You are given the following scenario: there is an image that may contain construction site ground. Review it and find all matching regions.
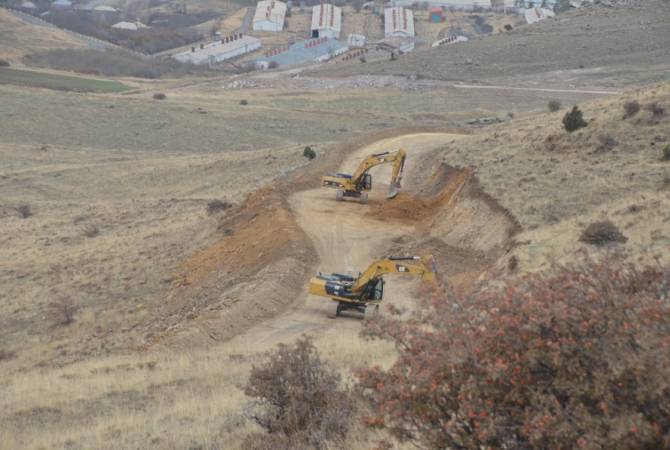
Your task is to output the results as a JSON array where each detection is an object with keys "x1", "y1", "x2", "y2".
[{"x1": 2, "y1": 2, "x2": 670, "y2": 448}]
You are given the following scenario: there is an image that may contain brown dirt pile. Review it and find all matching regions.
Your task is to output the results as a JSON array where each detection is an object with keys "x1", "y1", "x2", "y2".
[{"x1": 367, "y1": 164, "x2": 472, "y2": 224}]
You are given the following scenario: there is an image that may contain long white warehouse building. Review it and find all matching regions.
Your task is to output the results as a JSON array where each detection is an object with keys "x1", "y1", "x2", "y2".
[{"x1": 173, "y1": 35, "x2": 261, "y2": 65}]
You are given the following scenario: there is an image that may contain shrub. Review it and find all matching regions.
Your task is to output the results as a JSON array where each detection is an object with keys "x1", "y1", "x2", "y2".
[
  {"x1": 562, "y1": 106, "x2": 587, "y2": 132},
  {"x1": 0, "y1": 349, "x2": 16, "y2": 362},
  {"x1": 82, "y1": 224, "x2": 99, "y2": 238},
  {"x1": 268, "y1": 60, "x2": 279, "y2": 69},
  {"x1": 206, "y1": 199, "x2": 232, "y2": 216},
  {"x1": 645, "y1": 102, "x2": 666, "y2": 118},
  {"x1": 244, "y1": 336, "x2": 354, "y2": 449},
  {"x1": 49, "y1": 298, "x2": 77, "y2": 327},
  {"x1": 0, "y1": 59, "x2": 10, "y2": 67},
  {"x1": 596, "y1": 133, "x2": 618, "y2": 152},
  {"x1": 16, "y1": 204, "x2": 32, "y2": 218},
  {"x1": 662, "y1": 145, "x2": 670, "y2": 162},
  {"x1": 153, "y1": 92, "x2": 167, "y2": 100},
  {"x1": 240, "y1": 99, "x2": 249, "y2": 105},
  {"x1": 303, "y1": 146, "x2": 316, "y2": 160},
  {"x1": 357, "y1": 256, "x2": 670, "y2": 450},
  {"x1": 359, "y1": 55, "x2": 367, "y2": 63},
  {"x1": 623, "y1": 100, "x2": 640, "y2": 119},
  {"x1": 579, "y1": 219, "x2": 627, "y2": 246},
  {"x1": 504, "y1": 24, "x2": 513, "y2": 31},
  {"x1": 547, "y1": 99, "x2": 561, "y2": 112}
]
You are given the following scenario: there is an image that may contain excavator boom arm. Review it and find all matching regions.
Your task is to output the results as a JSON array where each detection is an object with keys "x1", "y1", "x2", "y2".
[
  {"x1": 352, "y1": 255, "x2": 435, "y2": 291},
  {"x1": 350, "y1": 149, "x2": 406, "y2": 187}
]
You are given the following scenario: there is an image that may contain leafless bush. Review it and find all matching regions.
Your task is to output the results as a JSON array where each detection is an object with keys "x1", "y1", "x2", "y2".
[
  {"x1": 0, "y1": 349, "x2": 16, "y2": 362},
  {"x1": 507, "y1": 255, "x2": 519, "y2": 273},
  {"x1": 579, "y1": 220, "x2": 627, "y2": 246},
  {"x1": 596, "y1": 134, "x2": 618, "y2": 152},
  {"x1": 153, "y1": 92, "x2": 167, "y2": 100},
  {"x1": 49, "y1": 298, "x2": 77, "y2": 327},
  {"x1": 358, "y1": 256, "x2": 670, "y2": 449},
  {"x1": 547, "y1": 99, "x2": 561, "y2": 112},
  {"x1": 623, "y1": 100, "x2": 640, "y2": 119},
  {"x1": 645, "y1": 102, "x2": 666, "y2": 118},
  {"x1": 206, "y1": 199, "x2": 232, "y2": 216},
  {"x1": 662, "y1": 145, "x2": 670, "y2": 162},
  {"x1": 267, "y1": 60, "x2": 279, "y2": 69},
  {"x1": 82, "y1": 224, "x2": 100, "y2": 238},
  {"x1": 244, "y1": 336, "x2": 354, "y2": 449},
  {"x1": 0, "y1": 59, "x2": 10, "y2": 67},
  {"x1": 16, "y1": 204, "x2": 32, "y2": 218},
  {"x1": 240, "y1": 99, "x2": 249, "y2": 105}
]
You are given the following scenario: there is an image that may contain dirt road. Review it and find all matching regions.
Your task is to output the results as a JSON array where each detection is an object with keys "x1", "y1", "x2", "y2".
[{"x1": 225, "y1": 133, "x2": 463, "y2": 349}]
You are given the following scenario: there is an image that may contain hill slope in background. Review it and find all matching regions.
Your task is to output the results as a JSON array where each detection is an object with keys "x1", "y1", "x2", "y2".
[
  {"x1": 434, "y1": 81, "x2": 670, "y2": 270},
  {"x1": 0, "y1": 9, "x2": 86, "y2": 61},
  {"x1": 319, "y1": 1, "x2": 670, "y2": 88}
]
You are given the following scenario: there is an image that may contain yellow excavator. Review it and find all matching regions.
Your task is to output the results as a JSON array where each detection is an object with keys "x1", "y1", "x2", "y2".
[
  {"x1": 321, "y1": 149, "x2": 406, "y2": 203},
  {"x1": 309, "y1": 255, "x2": 436, "y2": 318}
]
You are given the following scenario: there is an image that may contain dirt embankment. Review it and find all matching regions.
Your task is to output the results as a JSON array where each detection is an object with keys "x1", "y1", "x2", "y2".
[
  {"x1": 369, "y1": 161, "x2": 521, "y2": 289},
  {"x1": 142, "y1": 127, "x2": 455, "y2": 349}
]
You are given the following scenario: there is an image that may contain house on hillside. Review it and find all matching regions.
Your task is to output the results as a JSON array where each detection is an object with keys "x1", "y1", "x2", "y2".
[
  {"x1": 523, "y1": 7, "x2": 555, "y2": 25},
  {"x1": 111, "y1": 20, "x2": 150, "y2": 31},
  {"x1": 310, "y1": 3, "x2": 341, "y2": 39},
  {"x1": 92, "y1": 5, "x2": 120, "y2": 23},
  {"x1": 173, "y1": 34, "x2": 262, "y2": 65},
  {"x1": 19, "y1": 1, "x2": 37, "y2": 11},
  {"x1": 253, "y1": 0, "x2": 287, "y2": 32},
  {"x1": 50, "y1": 0, "x2": 73, "y2": 10},
  {"x1": 428, "y1": 7, "x2": 445, "y2": 23},
  {"x1": 384, "y1": 7, "x2": 414, "y2": 38}
]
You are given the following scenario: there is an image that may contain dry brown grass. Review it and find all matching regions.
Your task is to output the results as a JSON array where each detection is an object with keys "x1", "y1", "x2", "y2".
[{"x1": 435, "y1": 82, "x2": 670, "y2": 271}]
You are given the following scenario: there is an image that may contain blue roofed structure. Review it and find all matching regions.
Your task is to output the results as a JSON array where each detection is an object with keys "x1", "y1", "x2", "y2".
[{"x1": 257, "y1": 37, "x2": 347, "y2": 67}]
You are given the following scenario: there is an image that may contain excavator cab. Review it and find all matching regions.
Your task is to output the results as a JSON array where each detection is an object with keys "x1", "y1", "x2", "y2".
[
  {"x1": 360, "y1": 173, "x2": 372, "y2": 192},
  {"x1": 363, "y1": 278, "x2": 384, "y2": 302}
]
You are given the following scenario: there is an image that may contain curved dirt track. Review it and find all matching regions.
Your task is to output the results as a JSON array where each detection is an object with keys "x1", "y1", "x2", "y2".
[{"x1": 225, "y1": 133, "x2": 484, "y2": 348}]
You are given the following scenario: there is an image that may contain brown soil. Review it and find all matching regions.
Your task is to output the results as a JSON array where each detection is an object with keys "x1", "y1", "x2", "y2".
[{"x1": 367, "y1": 164, "x2": 472, "y2": 225}]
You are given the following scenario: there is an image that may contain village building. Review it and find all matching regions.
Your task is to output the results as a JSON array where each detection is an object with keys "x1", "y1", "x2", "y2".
[
  {"x1": 524, "y1": 6, "x2": 555, "y2": 24},
  {"x1": 173, "y1": 34, "x2": 262, "y2": 65},
  {"x1": 310, "y1": 3, "x2": 342, "y2": 39},
  {"x1": 111, "y1": 21, "x2": 150, "y2": 31},
  {"x1": 384, "y1": 7, "x2": 414, "y2": 39},
  {"x1": 252, "y1": 0, "x2": 287, "y2": 32}
]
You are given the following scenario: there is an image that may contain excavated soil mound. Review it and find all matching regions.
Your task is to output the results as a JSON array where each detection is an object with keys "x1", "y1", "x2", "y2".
[{"x1": 367, "y1": 164, "x2": 472, "y2": 224}]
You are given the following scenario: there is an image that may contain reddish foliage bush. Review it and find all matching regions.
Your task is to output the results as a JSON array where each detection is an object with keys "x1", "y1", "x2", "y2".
[
  {"x1": 244, "y1": 336, "x2": 354, "y2": 449},
  {"x1": 357, "y1": 256, "x2": 670, "y2": 449}
]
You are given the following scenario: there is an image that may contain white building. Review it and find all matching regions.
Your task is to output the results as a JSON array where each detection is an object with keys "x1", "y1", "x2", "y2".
[
  {"x1": 253, "y1": 0, "x2": 287, "y2": 32},
  {"x1": 111, "y1": 21, "x2": 150, "y2": 31},
  {"x1": 523, "y1": 7, "x2": 555, "y2": 25},
  {"x1": 390, "y1": 0, "x2": 492, "y2": 10},
  {"x1": 384, "y1": 7, "x2": 414, "y2": 38},
  {"x1": 173, "y1": 35, "x2": 262, "y2": 65},
  {"x1": 310, "y1": 3, "x2": 342, "y2": 39}
]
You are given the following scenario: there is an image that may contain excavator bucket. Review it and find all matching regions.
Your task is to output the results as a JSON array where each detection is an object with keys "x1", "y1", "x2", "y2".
[{"x1": 386, "y1": 182, "x2": 401, "y2": 199}]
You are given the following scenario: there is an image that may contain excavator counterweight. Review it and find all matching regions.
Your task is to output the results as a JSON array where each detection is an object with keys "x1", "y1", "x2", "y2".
[
  {"x1": 321, "y1": 149, "x2": 406, "y2": 203},
  {"x1": 309, "y1": 255, "x2": 436, "y2": 318}
]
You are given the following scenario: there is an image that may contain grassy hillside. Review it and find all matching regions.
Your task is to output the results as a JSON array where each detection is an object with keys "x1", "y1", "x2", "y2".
[
  {"x1": 320, "y1": 1, "x2": 670, "y2": 87},
  {"x1": 0, "y1": 9, "x2": 86, "y2": 61},
  {"x1": 0, "y1": 68, "x2": 131, "y2": 92},
  {"x1": 435, "y1": 82, "x2": 670, "y2": 270}
]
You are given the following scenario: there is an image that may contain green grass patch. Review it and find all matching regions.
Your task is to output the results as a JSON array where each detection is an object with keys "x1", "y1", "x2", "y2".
[{"x1": 0, "y1": 68, "x2": 130, "y2": 93}]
